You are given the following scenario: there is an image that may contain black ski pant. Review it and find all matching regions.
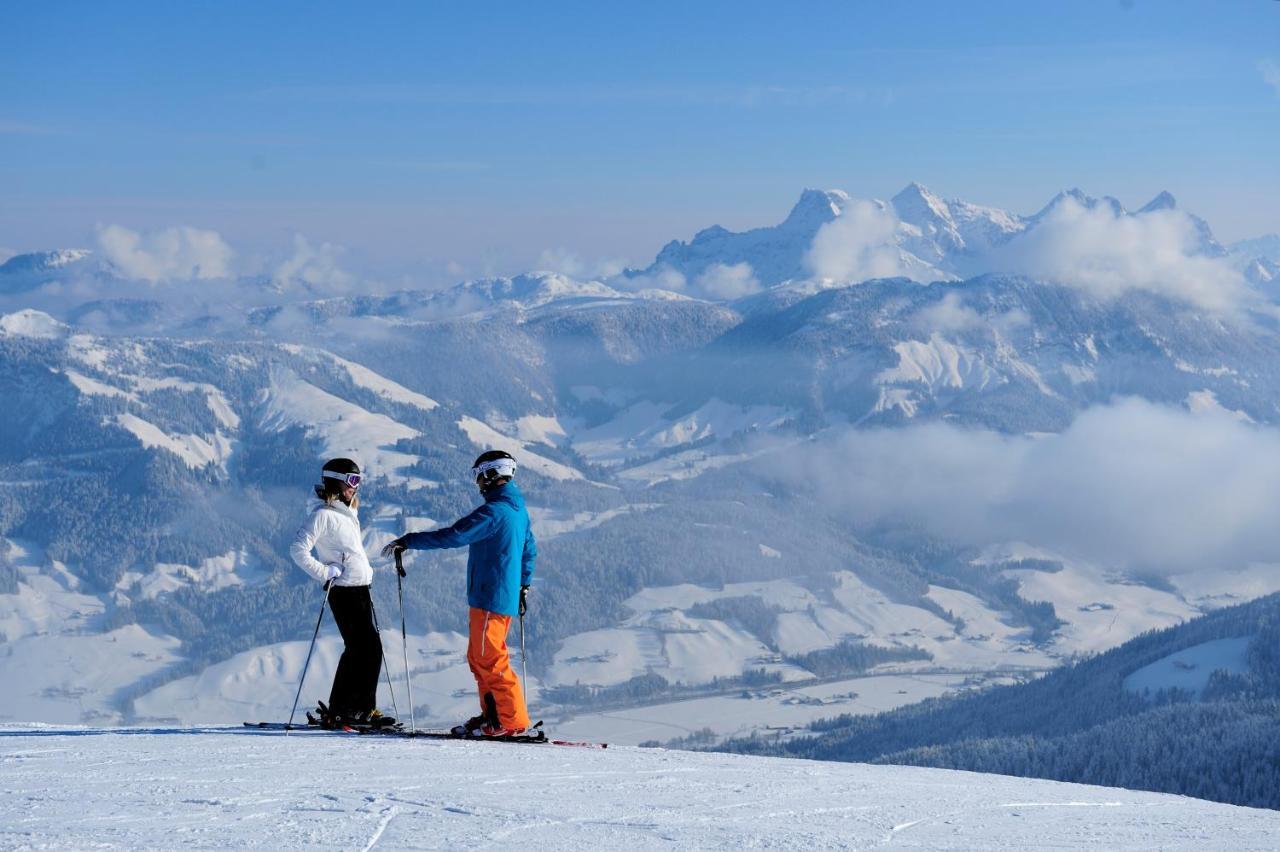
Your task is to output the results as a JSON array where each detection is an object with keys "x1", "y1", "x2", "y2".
[{"x1": 326, "y1": 584, "x2": 383, "y2": 715}]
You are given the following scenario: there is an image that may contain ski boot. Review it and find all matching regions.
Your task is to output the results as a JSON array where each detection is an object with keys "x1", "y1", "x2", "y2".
[
  {"x1": 452, "y1": 693, "x2": 500, "y2": 737},
  {"x1": 451, "y1": 713, "x2": 490, "y2": 737},
  {"x1": 478, "y1": 723, "x2": 529, "y2": 738},
  {"x1": 362, "y1": 708, "x2": 398, "y2": 730},
  {"x1": 307, "y1": 701, "x2": 342, "y2": 729}
]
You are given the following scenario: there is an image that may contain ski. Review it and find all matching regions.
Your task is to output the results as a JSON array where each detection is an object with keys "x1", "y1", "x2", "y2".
[
  {"x1": 548, "y1": 738, "x2": 609, "y2": 749},
  {"x1": 242, "y1": 720, "x2": 392, "y2": 734},
  {"x1": 241, "y1": 720, "x2": 606, "y2": 748},
  {"x1": 242, "y1": 721, "x2": 354, "y2": 733},
  {"x1": 243, "y1": 721, "x2": 310, "y2": 731},
  {"x1": 412, "y1": 720, "x2": 607, "y2": 748}
]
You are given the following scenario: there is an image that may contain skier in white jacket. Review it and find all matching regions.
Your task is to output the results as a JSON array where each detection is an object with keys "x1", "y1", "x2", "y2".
[{"x1": 289, "y1": 457, "x2": 387, "y2": 727}]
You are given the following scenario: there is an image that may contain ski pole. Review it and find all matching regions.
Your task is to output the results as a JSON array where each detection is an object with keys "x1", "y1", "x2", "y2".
[
  {"x1": 369, "y1": 597, "x2": 400, "y2": 722},
  {"x1": 519, "y1": 610, "x2": 528, "y2": 691},
  {"x1": 287, "y1": 579, "x2": 333, "y2": 734},
  {"x1": 395, "y1": 549, "x2": 416, "y2": 734}
]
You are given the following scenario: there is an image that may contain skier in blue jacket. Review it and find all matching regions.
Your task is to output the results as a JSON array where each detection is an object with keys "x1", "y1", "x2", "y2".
[{"x1": 382, "y1": 450, "x2": 536, "y2": 736}]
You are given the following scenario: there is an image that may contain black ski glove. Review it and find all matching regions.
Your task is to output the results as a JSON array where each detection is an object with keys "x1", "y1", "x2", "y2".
[
  {"x1": 380, "y1": 537, "x2": 407, "y2": 560},
  {"x1": 519, "y1": 585, "x2": 530, "y2": 616}
]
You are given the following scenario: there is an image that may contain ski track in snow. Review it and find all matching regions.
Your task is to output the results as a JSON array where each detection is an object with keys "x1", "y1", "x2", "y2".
[
  {"x1": 360, "y1": 801, "x2": 399, "y2": 851},
  {"x1": 1, "y1": 727, "x2": 1277, "y2": 850}
]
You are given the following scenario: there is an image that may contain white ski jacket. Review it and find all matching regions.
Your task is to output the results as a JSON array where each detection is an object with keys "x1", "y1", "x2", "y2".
[{"x1": 290, "y1": 498, "x2": 374, "y2": 587}]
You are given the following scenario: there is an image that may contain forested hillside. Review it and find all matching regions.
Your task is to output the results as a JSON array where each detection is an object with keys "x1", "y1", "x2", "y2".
[{"x1": 714, "y1": 593, "x2": 1280, "y2": 808}]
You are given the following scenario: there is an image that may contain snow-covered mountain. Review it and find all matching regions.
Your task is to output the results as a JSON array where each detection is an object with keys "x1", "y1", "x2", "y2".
[
  {"x1": 891, "y1": 181, "x2": 1025, "y2": 271},
  {"x1": 623, "y1": 182, "x2": 1236, "y2": 296},
  {"x1": 632, "y1": 188, "x2": 856, "y2": 287},
  {"x1": 0, "y1": 248, "x2": 94, "y2": 277},
  {"x1": 0, "y1": 249, "x2": 101, "y2": 294},
  {"x1": 3, "y1": 181, "x2": 1279, "y2": 741},
  {"x1": 633, "y1": 186, "x2": 994, "y2": 289},
  {"x1": 1135, "y1": 190, "x2": 1226, "y2": 256},
  {"x1": 4, "y1": 725, "x2": 1278, "y2": 850},
  {"x1": 1228, "y1": 233, "x2": 1280, "y2": 265},
  {"x1": 1230, "y1": 234, "x2": 1280, "y2": 296},
  {"x1": 1244, "y1": 256, "x2": 1280, "y2": 287}
]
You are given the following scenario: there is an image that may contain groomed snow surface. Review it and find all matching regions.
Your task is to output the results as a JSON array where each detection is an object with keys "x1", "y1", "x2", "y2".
[{"x1": 3, "y1": 727, "x2": 1278, "y2": 851}]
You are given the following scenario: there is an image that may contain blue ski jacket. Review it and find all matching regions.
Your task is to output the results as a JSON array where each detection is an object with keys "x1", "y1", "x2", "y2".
[{"x1": 401, "y1": 481, "x2": 536, "y2": 617}]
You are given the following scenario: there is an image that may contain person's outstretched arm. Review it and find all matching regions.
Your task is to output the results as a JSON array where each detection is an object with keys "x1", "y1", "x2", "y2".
[{"x1": 396, "y1": 504, "x2": 498, "y2": 553}]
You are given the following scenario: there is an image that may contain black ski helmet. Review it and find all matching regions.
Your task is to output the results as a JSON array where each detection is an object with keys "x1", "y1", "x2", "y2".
[
  {"x1": 471, "y1": 450, "x2": 516, "y2": 487},
  {"x1": 317, "y1": 457, "x2": 362, "y2": 499}
]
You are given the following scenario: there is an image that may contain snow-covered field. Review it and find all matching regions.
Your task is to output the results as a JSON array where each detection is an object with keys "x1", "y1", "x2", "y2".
[
  {"x1": 1123, "y1": 637, "x2": 1252, "y2": 699},
  {"x1": 550, "y1": 671, "x2": 1013, "y2": 746},
  {"x1": 544, "y1": 565, "x2": 1144, "y2": 694},
  {"x1": 2, "y1": 726, "x2": 1277, "y2": 850}
]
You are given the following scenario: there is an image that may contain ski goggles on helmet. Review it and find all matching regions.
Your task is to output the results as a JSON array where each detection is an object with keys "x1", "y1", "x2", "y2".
[
  {"x1": 322, "y1": 470, "x2": 362, "y2": 488},
  {"x1": 471, "y1": 457, "x2": 517, "y2": 480}
]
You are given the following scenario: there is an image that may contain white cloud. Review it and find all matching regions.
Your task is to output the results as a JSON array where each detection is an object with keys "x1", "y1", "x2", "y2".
[
  {"x1": 536, "y1": 248, "x2": 626, "y2": 280},
  {"x1": 695, "y1": 262, "x2": 762, "y2": 300},
  {"x1": 273, "y1": 235, "x2": 354, "y2": 293},
  {"x1": 766, "y1": 398, "x2": 1280, "y2": 575},
  {"x1": 911, "y1": 291, "x2": 981, "y2": 333},
  {"x1": 613, "y1": 262, "x2": 760, "y2": 300},
  {"x1": 987, "y1": 198, "x2": 1250, "y2": 314},
  {"x1": 1260, "y1": 59, "x2": 1280, "y2": 98},
  {"x1": 97, "y1": 224, "x2": 234, "y2": 282},
  {"x1": 537, "y1": 248, "x2": 587, "y2": 277},
  {"x1": 612, "y1": 264, "x2": 688, "y2": 293},
  {"x1": 911, "y1": 291, "x2": 1030, "y2": 336},
  {"x1": 805, "y1": 199, "x2": 919, "y2": 283}
]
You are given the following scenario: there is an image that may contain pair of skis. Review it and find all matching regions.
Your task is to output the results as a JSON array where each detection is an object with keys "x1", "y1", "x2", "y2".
[
  {"x1": 242, "y1": 719, "x2": 606, "y2": 749},
  {"x1": 288, "y1": 552, "x2": 418, "y2": 733}
]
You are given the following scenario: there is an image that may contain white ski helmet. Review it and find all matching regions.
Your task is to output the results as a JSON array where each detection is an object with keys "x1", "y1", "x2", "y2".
[{"x1": 471, "y1": 450, "x2": 517, "y2": 486}]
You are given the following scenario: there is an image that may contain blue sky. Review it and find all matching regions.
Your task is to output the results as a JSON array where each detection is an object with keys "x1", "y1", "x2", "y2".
[{"x1": 2, "y1": 1, "x2": 1278, "y2": 281}]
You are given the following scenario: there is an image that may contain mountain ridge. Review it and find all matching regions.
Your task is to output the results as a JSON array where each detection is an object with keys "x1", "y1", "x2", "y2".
[{"x1": 3, "y1": 181, "x2": 1280, "y2": 742}]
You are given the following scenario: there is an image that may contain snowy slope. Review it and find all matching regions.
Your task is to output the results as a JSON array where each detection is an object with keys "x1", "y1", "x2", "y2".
[
  {"x1": 457, "y1": 416, "x2": 584, "y2": 481},
  {"x1": 1122, "y1": 637, "x2": 1252, "y2": 698},
  {"x1": 1001, "y1": 559, "x2": 1199, "y2": 654},
  {"x1": 0, "y1": 308, "x2": 70, "y2": 337},
  {"x1": 0, "y1": 249, "x2": 96, "y2": 294},
  {"x1": 3, "y1": 726, "x2": 1278, "y2": 850},
  {"x1": 114, "y1": 549, "x2": 271, "y2": 603},
  {"x1": 547, "y1": 570, "x2": 1053, "y2": 694},
  {"x1": 258, "y1": 367, "x2": 428, "y2": 488},
  {"x1": 0, "y1": 542, "x2": 184, "y2": 724},
  {"x1": 279, "y1": 344, "x2": 440, "y2": 412}
]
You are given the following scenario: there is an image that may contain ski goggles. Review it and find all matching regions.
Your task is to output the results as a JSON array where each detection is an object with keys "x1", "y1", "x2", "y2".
[
  {"x1": 471, "y1": 458, "x2": 517, "y2": 480},
  {"x1": 322, "y1": 470, "x2": 362, "y2": 488}
]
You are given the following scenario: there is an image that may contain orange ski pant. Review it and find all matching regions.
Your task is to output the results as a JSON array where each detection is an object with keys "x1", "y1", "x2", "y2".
[{"x1": 467, "y1": 606, "x2": 530, "y2": 730}]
